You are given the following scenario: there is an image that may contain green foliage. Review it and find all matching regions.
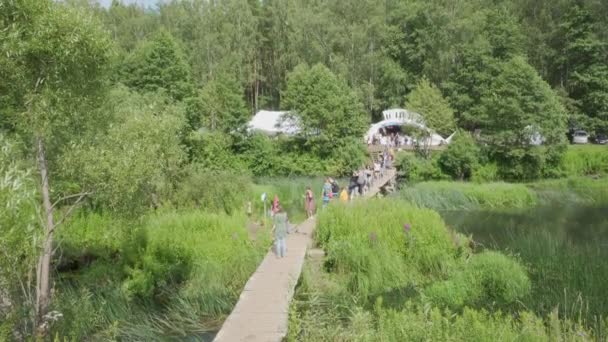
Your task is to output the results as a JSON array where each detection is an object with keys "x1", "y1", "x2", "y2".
[
  {"x1": 558, "y1": 6, "x2": 608, "y2": 132},
  {"x1": 0, "y1": 135, "x2": 39, "y2": 335},
  {"x1": 186, "y1": 131, "x2": 246, "y2": 172},
  {"x1": 252, "y1": 176, "x2": 326, "y2": 223},
  {"x1": 529, "y1": 177, "x2": 608, "y2": 204},
  {"x1": 51, "y1": 210, "x2": 269, "y2": 340},
  {"x1": 174, "y1": 167, "x2": 251, "y2": 215},
  {"x1": 282, "y1": 63, "x2": 369, "y2": 170},
  {"x1": 406, "y1": 78, "x2": 456, "y2": 137},
  {"x1": 426, "y1": 251, "x2": 531, "y2": 309},
  {"x1": 399, "y1": 181, "x2": 538, "y2": 210},
  {"x1": 482, "y1": 56, "x2": 568, "y2": 180},
  {"x1": 0, "y1": 0, "x2": 112, "y2": 138},
  {"x1": 316, "y1": 199, "x2": 458, "y2": 300},
  {"x1": 61, "y1": 87, "x2": 186, "y2": 215},
  {"x1": 471, "y1": 163, "x2": 499, "y2": 183},
  {"x1": 559, "y1": 145, "x2": 608, "y2": 177},
  {"x1": 198, "y1": 73, "x2": 250, "y2": 134},
  {"x1": 395, "y1": 152, "x2": 446, "y2": 183},
  {"x1": 120, "y1": 29, "x2": 193, "y2": 101},
  {"x1": 438, "y1": 132, "x2": 481, "y2": 180}
]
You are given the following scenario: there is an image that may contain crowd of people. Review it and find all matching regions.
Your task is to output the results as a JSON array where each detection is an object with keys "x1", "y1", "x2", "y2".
[
  {"x1": 268, "y1": 151, "x2": 394, "y2": 259},
  {"x1": 368, "y1": 132, "x2": 414, "y2": 148}
]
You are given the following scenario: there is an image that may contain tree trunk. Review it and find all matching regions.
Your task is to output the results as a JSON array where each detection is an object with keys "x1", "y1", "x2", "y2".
[{"x1": 35, "y1": 137, "x2": 54, "y2": 335}]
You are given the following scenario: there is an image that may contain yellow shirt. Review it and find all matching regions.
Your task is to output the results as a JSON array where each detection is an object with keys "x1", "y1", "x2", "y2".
[{"x1": 339, "y1": 189, "x2": 349, "y2": 202}]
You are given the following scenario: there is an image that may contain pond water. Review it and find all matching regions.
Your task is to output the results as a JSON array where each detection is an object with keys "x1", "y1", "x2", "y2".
[{"x1": 441, "y1": 205, "x2": 608, "y2": 325}]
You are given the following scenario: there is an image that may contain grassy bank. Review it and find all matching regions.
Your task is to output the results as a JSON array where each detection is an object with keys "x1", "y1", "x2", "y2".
[
  {"x1": 399, "y1": 181, "x2": 538, "y2": 210},
  {"x1": 559, "y1": 145, "x2": 608, "y2": 177},
  {"x1": 529, "y1": 176, "x2": 608, "y2": 204},
  {"x1": 398, "y1": 176, "x2": 607, "y2": 211},
  {"x1": 288, "y1": 199, "x2": 606, "y2": 341},
  {"x1": 52, "y1": 210, "x2": 270, "y2": 340}
]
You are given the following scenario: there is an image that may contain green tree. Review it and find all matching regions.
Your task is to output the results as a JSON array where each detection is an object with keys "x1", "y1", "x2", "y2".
[
  {"x1": 557, "y1": 5, "x2": 608, "y2": 132},
  {"x1": 199, "y1": 74, "x2": 250, "y2": 134},
  {"x1": 406, "y1": 78, "x2": 456, "y2": 137},
  {"x1": 482, "y1": 56, "x2": 567, "y2": 180},
  {"x1": 438, "y1": 132, "x2": 480, "y2": 181},
  {"x1": 0, "y1": 135, "x2": 39, "y2": 337},
  {"x1": 444, "y1": 42, "x2": 500, "y2": 131},
  {"x1": 120, "y1": 29, "x2": 193, "y2": 101},
  {"x1": 61, "y1": 87, "x2": 186, "y2": 215},
  {"x1": 282, "y1": 64, "x2": 369, "y2": 173},
  {"x1": 0, "y1": 0, "x2": 112, "y2": 332}
]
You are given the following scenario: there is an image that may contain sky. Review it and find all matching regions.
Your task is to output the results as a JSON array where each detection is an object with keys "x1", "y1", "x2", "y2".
[{"x1": 97, "y1": 0, "x2": 163, "y2": 8}]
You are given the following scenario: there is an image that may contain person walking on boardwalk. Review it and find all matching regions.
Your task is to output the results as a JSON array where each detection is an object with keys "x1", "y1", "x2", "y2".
[
  {"x1": 339, "y1": 188, "x2": 349, "y2": 202},
  {"x1": 271, "y1": 194, "x2": 280, "y2": 216},
  {"x1": 322, "y1": 178, "x2": 332, "y2": 208},
  {"x1": 305, "y1": 186, "x2": 315, "y2": 218},
  {"x1": 272, "y1": 205, "x2": 288, "y2": 258}
]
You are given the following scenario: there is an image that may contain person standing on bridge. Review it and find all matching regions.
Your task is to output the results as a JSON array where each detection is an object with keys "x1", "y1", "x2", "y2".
[
  {"x1": 322, "y1": 178, "x2": 332, "y2": 208},
  {"x1": 305, "y1": 186, "x2": 315, "y2": 218},
  {"x1": 272, "y1": 205, "x2": 288, "y2": 258}
]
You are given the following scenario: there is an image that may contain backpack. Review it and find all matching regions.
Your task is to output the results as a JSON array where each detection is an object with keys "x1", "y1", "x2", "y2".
[{"x1": 331, "y1": 182, "x2": 339, "y2": 194}]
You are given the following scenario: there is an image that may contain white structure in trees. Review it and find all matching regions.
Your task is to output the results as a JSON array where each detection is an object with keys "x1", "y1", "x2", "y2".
[
  {"x1": 247, "y1": 110, "x2": 300, "y2": 136},
  {"x1": 365, "y1": 108, "x2": 454, "y2": 146}
]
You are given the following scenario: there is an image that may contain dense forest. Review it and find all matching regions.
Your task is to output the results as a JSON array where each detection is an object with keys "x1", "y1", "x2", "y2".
[{"x1": 1, "y1": 0, "x2": 607, "y2": 339}]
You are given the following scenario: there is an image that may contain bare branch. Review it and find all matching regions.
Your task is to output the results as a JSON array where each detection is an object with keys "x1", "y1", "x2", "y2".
[
  {"x1": 51, "y1": 192, "x2": 91, "y2": 210},
  {"x1": 51, "y1": 193, "x2": 88, "y2": 233}
]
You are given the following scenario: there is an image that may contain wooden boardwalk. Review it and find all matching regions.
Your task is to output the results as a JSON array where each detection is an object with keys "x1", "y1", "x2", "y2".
[{"x1": 213, "y1": 169, "x2": 396, "y2": 342}]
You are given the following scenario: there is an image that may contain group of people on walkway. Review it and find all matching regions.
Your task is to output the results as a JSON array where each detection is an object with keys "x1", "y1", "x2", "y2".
[{"x1": 270, "y1": 155, "x2": 393, "y2": 258}]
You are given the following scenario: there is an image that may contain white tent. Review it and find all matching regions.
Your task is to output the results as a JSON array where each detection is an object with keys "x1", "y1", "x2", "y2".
[
  {"x1": 365, "y1": 108, "x2": 454, "y2": 146},
  {"x1": 247, "y1": 110, "x2": 300, "y2": 135}
]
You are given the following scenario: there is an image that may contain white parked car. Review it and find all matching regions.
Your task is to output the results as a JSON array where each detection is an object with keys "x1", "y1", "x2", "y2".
[{"x1": 572, "y1": 130, "x2": 589, "y2": 144}]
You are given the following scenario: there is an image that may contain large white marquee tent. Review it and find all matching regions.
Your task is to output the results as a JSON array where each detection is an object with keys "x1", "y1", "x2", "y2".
[{"x1": 247, "y1": 110, "x2": 300, "y2": 135}]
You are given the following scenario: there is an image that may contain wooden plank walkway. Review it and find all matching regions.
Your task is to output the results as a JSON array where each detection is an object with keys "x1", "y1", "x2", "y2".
[{"x1": 213, "y1": 169, "x2": 396, "y2": 342}]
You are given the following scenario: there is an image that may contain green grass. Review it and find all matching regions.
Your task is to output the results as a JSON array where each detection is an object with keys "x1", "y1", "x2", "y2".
[
  {"x1": 252, "y1": 176, "x2": 327, "y2": 223},
  {"x1": 529, "y1": 176, "x2": 608, "y2": 204},
  {"x1": 399, "y1": 181, "x2": 538, "y2": 210},
  {"x1": 288, "y1": 199, "x2": 605, "y2": 341},
  {"x1": 560, "y1": 145, "x2": 608, "y2": 177},
  {"x1": 52, "y1": 210, "x2": 270, "y2": 340}
]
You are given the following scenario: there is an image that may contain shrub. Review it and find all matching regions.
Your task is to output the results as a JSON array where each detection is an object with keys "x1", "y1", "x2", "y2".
[
  {"x1": 425, "y1": 251, "x2": 531, "y2": 309},
  {"x1": 471, "y1": 162, "x2": 499, "y2": 183},
  {"x1": 174, "y1": 166, "x2": 252, "y2": 214},
  {"x1": 316, "y1": 199, "x2": 458, "y2": 300},
  {"x1": 438, "y1": 132, "x2": 480, "y2": 180},
  {"x1": 395, "y1": 153, "x2": 446, "y2": 183}
]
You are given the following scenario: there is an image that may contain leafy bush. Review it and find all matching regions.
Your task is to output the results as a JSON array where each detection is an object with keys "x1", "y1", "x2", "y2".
[
  {"x1": 174, "y1": 166, "x2": 252, "y2": 214},
  {"x1": 395, "y1": 152, "x2": 446, "y2": 182},
  {"x1": 399, "y1": 181, "x2": 538, "y2": 210},
  {"x1": 438, "y1": 132, "x2": 480, "y2": 180},
  {"x1": 186, "y1": 131, "x2": 247, "y2": 172},
  {"x1": 471, "y1": 162, "x2": 499, "y2": 183},
  {"x1": 0, "y1": 135, "x2": 39, "y2": 337},
  {"x1": 425, "y1": 251, "x2": 531, "y2": 308}
]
